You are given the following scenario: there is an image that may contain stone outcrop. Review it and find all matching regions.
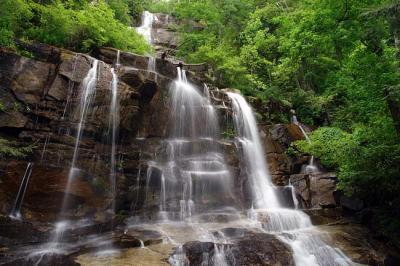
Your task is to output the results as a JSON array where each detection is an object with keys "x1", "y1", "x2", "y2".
[
  {"x1": 290, "y1": 172, "x2": 338, "y2": 208},
  {"x1": 177, "y1": 231, "x2": 294, "y2": 266}
]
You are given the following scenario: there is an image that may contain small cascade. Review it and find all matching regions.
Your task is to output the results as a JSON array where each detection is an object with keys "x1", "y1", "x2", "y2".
[
  {"x1": 288, "y1": 180, "x2": 299, "y2": 209},
  {"x1": 227, "y1": 92, "x2": 280, "y2": 209},
  {"x1": 228, "y1": 92, "x2": 353, "y2": 266},
  {"x1": 292, "y1": 114, "x2": 319, "y2": 174},
  {"x1": 115, "y1": 50, "x2": 120, "y2": 68},
  {"x1": 144, "y1": 68, "x2": 234, "y2": 221},
  {"x1": 169, "y1": 245, "x2": 189, "y2": 266},
  {"x1": 40, "y1": 135, "x2": 50, "y2": 163},
  {"x1": 147, "y1": 56, "x2": 156, "y2": 73},
  {"x1": 136, "y1": 11, "x2": 156, "y2": 45},
  {"x1": 9, "y1": 162, "x2": 34, "y2": 219},
  {"x1": 62, "y1": 59, "x2": 99, "y2": 210},
  {"x1": 108, "y1": 67, "x2": 119, "y2": 215},
  {"x1": 62, "y1": 54, "x2": 78, "y2": 120},
  {"x1": 50, "y1": 59, "x2": 99, "y2": 246}
]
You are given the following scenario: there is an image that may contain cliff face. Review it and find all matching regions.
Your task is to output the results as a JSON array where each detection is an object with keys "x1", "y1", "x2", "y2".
[
  {"x1": 0, "y1": 43, "x2": 240, "y2": 223},
  {"x1": 0, "y1": 40, "x2": 398, "y2": 265},
  {"x1": 0, "y1": 42, "x2": 358, "y2": 221}
]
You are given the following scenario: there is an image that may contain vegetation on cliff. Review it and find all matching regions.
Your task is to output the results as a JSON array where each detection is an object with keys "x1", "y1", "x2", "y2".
[{"x1": 0, "y1": 0, "x2": 150, "y2": 53}]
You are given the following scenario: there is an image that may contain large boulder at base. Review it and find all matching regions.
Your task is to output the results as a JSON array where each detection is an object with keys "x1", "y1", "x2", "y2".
[{"x1": 178, "y1": 232, "x2": 294, "y2": 266}]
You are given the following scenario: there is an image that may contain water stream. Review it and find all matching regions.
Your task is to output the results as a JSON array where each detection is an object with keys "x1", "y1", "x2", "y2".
[
  {"x1": 109, "y1": 67, "x2": 119, "y2": 216},
  {"x1": 228, "y1": 92, "x2": 352, "y2": 266},
  {"x1": 136, "y1": 11, "x2": 156, "y2": 45},
  {"x1": 9, "y1": 162, "x2": 34, "y2": 219},
  {"x1": 143, "y1": 68, "x2": 234, "y2": 222},
  {"x1": 292, "y1": 115, "x2": 319, "y2": 174}
]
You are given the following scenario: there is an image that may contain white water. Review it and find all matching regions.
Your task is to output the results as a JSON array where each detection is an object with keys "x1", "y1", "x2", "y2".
[
  {"x1": 50, "y1": 59, "x2": 99, "y2": 246},
  {"x1": 143, "y1": 68, "x2": 234, "y2": 221},
  {"x1": 292, "y1": 115, "x2": 319, "y2": 174},
  {"x1": 228, "y1": 92, "x2": 280, "y2": 209},
  {"x1": 9, "y1": 162, "x2": 34, "y2": 219},
  {"x1": 109, "y1": 67, "x2": 119, "y2": 215},
  {"x1": 136, "y1": 11, "x2": 156, "y2": 44},
  {"x1": 40, "y1": 135, "x2": 50, "y2": 163},
  {"x1": 228, "y1": 92, "x2": 352, "y2": 266}
]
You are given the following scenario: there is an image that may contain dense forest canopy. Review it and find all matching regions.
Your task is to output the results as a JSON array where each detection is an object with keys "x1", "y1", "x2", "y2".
[{"x1": 0, "y1": 0, "x2": 399, "y2": 246}]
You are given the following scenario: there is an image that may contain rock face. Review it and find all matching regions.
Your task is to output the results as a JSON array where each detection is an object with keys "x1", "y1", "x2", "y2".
[
  {"x1": 290, "y1": 172, "x2": 338, "y2": 208},
  {"x1": 260, "y1": 124, "x2": 309, "y2": 186},
  {"x1": 0, "y1": 43, "x2": 239, "y2": 223},
  {"x1": 0, "y1": 44, "x2": 177, "y2": 222},
  {"x1": 178, "y1": 232, "x2": 294, "y2": 266}
]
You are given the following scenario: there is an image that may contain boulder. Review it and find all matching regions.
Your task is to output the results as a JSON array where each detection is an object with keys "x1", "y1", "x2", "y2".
[
  {"x1": 178, "y1": 232, "x2": 294, "y2": 266},
  {"x1": 0, "y1": 49, "x2": 55, "y2": 104},
  {"x1": 290, "y1": 172, "x2": 338, "y2": 208}
]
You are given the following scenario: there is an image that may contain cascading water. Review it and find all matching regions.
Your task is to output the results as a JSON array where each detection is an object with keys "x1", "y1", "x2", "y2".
[
  {"x1": 144, "y1": 68, "x2": 234, "y2": 221},
  {"x1": 227, "y1": 92, "x2": 280, "y2": 209},
  {"x1": 9, "y1": 162, "x2": 34, "y2": 219},
  {"x1": 108, "y1": 67, "x2": 119, "y2": 215},
  {"x1": 47, "y1": 59, "x2": 99, "y2": 247},
  {"x1": 136, "y1": 11, "x2": 156, "y2": 45},
  {"x1": 62, "y1": 59, "x2": 99, "y2": 211},
  {"x1": 292, "y1": 114, "x2": 319, "y2": 174},
  {"x1": 228, "y1": 92, "x2": 353, "y2": 266}
]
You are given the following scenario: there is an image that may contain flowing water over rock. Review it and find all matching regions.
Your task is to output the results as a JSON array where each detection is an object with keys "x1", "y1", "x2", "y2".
[
  {"x1": 9, "y1": 162, "x2": 34, "y2": 219},
  {"x1": 228, "y1": 92, "x2": 353, "y2": 266},
  {"x1": 136, "y1": 11, "x2": 156, "y2": 45},
  {"x1": 291, "y1": 114, "x2": 319, "y2": 174},
  {"x1": 109, "y1": 67, "x2": 119, "y2": 216},
  {"x1": 142, "y1": 68, "x2": 235, "y2": 221}
]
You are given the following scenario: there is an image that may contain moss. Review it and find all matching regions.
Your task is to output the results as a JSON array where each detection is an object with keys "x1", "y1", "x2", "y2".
[{"x1": 0, "y1": 138, "x2": 35, "y2": 159}]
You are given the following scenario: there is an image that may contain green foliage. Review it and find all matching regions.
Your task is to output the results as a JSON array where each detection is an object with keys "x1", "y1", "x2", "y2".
[
  {"x1": 0, "y1": 138, "x2": 35, "y2": 159},
  {"x1": 0, "y1": 0, "x2": 150, "y2": 54},
  {"x1": 0, "y1": 101, "x2": 5, "y2": 113},
  {"x1": 115, "y1": 210, "x2": 129, "y2": 222},
  {"x1": 0, "y1": 0, "x2": 33, "y2": 47},
  {"x1": 296, "y1": 125, "x2": 400, "y2": 204},
  {"x1": 221, "y1": 128, "x2": 235, "y2": 139}
]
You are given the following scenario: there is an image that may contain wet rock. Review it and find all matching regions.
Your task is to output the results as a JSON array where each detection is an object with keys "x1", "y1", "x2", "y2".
[
  {"x1": 179, "y1": 232, "x2": 294, "y2": 266},
  {"x1": 0, "y1": 111, "x2": 28, "y2": 129},
  {"x1": 118, "y1": 229, "x2": 163, "y2": 247},
  {"x1": 290, "y1": 172, "x2": 338, "y2": 208},
  {"x1": 321, "y1": 223, "x2": 399, "y2": 265},
  {"x1": 0, "y1": 215, "x2": 46, "y2": 244},
  {"x1": 0, "y1": 161, "x2": 109, "y2": 222},
  {"x1": 303, "y1": 208, "x2": 343, "y2": 225},
  {"x1": 339, "y1": 195, "x2": 364, "y2": 212},
  {"x1": 0, "y1": 49, "x2": 55, "y2": 104},
  {"x1": 2, "y1": 253, "x2": 80, "y2": 266},
  {"x1": 180, "y1": 241, "x2": 215, "y2": 265}
]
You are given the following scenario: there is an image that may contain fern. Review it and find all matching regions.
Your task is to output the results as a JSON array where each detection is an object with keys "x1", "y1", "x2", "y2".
[{"x1": 0, "y1": 138, "x2": 35, "y2": 158}]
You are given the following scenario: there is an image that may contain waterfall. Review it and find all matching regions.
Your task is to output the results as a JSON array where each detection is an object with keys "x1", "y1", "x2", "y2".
[
  {"x1": 227, "y1": 92, "x2": 281, "y2": 209},
  {"x1": 47, "y1": 59, "x2": 99, "y2": 247},
  {"x1": 40, "y1": 135, "x2": 50, "y2": 163},
  {"x1": 228, "y1": 92, "x2": 353, "y2": 266},
  {"x1": 136, "y1": 11, "x2": 156, "y2": 44},
  {"x1": 62, "y1": 59, "x2": 98, "y2": 211},
  {"x1": 292, "y1": 115, "x2": 318, "y2": 174},
  {"x1": 144, "y1": 67, "x2": 234, "y2": 221},
  {"x1": 9, "y1": 162, "x2": 34, "y2": 219},
  {"x1": 109, "y1": 67, "x2": 119, "y2": 215}
]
